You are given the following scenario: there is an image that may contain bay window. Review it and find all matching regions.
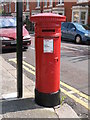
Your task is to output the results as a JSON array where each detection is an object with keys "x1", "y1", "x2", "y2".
[{"x1": 72, "y1": 9, "x2": 88, "y2": 25}]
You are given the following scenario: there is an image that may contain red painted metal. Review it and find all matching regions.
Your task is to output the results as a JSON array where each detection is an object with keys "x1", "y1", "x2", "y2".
[{"x1": 31, "y1": 13, "x2": 66, "y2": 93}]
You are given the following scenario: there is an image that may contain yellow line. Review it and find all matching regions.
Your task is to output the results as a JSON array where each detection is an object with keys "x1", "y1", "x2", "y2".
[
  {"x1": 9, "y1": 59, "x2": 16, "y2": 63},
  {"x1": 9, "y1": 58, "x2": 35, "y2": 71},
  {"x1": 61, "y1": 88, "x2": 90, "y2": 110},
  {"x1": 60, "y1": 81, "x2": 90, "y2": 101},
  {"x1": 23, "y1": 61, "x2": 35, "y2": 71},
  {"x1": 9, "y1": 58, "x2": 17, "y2": 61},
  {"x1": 9, "y1": 59, "x2": 35, "y2": 75},
  {"x1": 23, "y1": 65, "x2": 35, "y2": 75}
]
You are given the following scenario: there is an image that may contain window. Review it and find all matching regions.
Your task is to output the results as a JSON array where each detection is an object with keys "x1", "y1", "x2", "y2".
[
  {"x1": 1, "y1": 4, "x2": 4, "y2": 12},
  {"x1": 37, "y1": 0, "x2": 40, "y2": 7},
  {"x1": 72, "y1": 5, "x2": 88, "y2": 25},
  {"x1": 58, "y1": 0, "x2": 64, "y2": 5},
  {"x1": 73, "y1": 11, "x2": 87, "y2": 24},
  {"x1": 62, "y1": 22, "x2": 69, "y2": 28},
  {"x1": 44, "y1": 0, "x2": 47, "y2": 7},
  {"x1": 73, "y1": 11, "x2": 79, "y2": 23},
  {"x1": 6, "y1": 5, "x2": 8, "y2": 13},
  {"x1": 77, "y1": 0, "x2": 88, "y2": 3},
  {"x1": 9, "y1": 3, "x2": 11, "y2": 13},
  {"x1": 62, "y1": 0, "x2": 64, "y2": 4},
  {"x1": 26, "y1": 0, "x2": 29, "y2": 10},
  {"x1": 81, "y1": 12, "x2": 86, "y2": 24},
  {"x1": 0, "y1": 18, "x2": 16, "y2": 28},
  {"x1": 68, "y1": 23, "x2": 75, "y2": 30},
  {"x1": 49, "y1": 0, "x2": 52, "y2": 6}
]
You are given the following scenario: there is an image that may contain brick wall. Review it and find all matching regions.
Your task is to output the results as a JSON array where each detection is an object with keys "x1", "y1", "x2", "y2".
[
  {"x1": 30, "y1": 2, "x2": 36, "y2": 13},
  {"x1": 64, "y1": 2, "x2": 76, "y2": 22},
  {"x1": 11, "y1": 3, "x2": 15, "y2": 13}
]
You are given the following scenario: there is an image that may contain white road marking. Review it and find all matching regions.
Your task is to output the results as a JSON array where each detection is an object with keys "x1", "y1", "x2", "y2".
[{"x1": 62, "y1": 46, "x2": 83, "y2": 52}]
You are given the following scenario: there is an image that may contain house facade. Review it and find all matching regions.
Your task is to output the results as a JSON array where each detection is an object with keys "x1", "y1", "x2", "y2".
[{"x1": 0, "y1": 0, "x2": 90, "y2": 25}]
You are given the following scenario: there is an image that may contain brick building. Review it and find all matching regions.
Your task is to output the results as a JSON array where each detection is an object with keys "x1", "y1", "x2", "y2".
[{"x1": 0, "y1": 0, "x2": 90, "y2": 25}]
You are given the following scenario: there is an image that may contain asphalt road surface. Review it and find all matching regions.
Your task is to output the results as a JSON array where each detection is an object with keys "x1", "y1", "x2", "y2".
[{"x1": 2, "y1": 35, "x2": 89, "y2": 118}]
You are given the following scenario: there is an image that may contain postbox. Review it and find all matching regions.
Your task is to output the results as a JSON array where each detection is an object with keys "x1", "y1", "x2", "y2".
[{"x1": 30, "y1": 13, "x2": 66, "y2": 107}]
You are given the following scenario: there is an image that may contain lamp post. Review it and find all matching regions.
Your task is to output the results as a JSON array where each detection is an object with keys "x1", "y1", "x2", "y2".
[{"x1": 16, "y1": 1, "x2": 23, "y2": 98}]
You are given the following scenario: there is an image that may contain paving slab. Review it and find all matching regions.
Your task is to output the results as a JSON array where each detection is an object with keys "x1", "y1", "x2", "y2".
[
  {"x1": 55, "y1": 103, "x2": 80, "y2": 118},
  {"x1": 0, "y1": 56, "x2": 79, "y2": 119}
]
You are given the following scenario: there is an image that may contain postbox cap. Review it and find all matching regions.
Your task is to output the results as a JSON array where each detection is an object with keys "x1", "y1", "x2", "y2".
[{"x1": 30, "y1": 13, "x2": 66, "y2": 23}]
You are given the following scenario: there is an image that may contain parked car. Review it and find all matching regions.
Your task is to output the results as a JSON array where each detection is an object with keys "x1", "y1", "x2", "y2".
[
  {"x1": 61, "y1": 22, "x2": 90, "y2": 44},
  {"x1": 0, "y1": 16, "x2": 31, "y2": 50}
]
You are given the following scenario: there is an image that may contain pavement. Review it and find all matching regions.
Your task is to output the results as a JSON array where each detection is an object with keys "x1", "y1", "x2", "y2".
[{"x1": 0, "y1": 55, "x2": 80, "y2": 119}]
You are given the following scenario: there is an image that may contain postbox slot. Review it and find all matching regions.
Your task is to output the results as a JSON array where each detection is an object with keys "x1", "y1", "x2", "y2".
[{"x1": 42, "y1": 29, "x2": 55, "y2": 32}]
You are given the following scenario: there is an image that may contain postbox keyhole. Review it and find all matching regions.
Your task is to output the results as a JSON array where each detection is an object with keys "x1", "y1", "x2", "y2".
[{"x1": 54, "y1": 57, "x2": 58, "y2": 62}]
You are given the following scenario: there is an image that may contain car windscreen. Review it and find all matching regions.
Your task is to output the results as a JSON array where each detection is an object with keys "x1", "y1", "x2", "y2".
[
  {"x1": 74, "y1": 23, "x2": 86, "y2": 31},
  {"x1": 0, "y1": 17, "x2": 16, "y2": 28}
]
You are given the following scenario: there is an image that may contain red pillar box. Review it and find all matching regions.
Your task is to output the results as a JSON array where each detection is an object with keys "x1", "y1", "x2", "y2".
[{"x1": 31, "y1": 13, "x2": 66, "y2": 107}]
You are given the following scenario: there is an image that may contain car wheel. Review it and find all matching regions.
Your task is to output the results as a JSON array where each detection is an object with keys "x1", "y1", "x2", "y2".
[{"x1": 75, "y1": 35, "x2": 82, "y2": 44}]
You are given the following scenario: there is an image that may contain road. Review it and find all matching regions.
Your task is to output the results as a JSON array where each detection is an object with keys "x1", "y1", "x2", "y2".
[{"x1": 2, "y1": 35, "x2": 89, "y2": 118}]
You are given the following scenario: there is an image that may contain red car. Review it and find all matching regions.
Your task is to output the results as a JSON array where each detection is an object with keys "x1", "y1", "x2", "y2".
[{"x1": 0, "y1": 16, "x2": 31, "y2": 50}]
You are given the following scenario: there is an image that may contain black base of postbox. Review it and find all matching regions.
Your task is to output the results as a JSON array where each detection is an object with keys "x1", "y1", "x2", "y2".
[{"x1": 35, "y1": 89, "x2": 60, "y2": 107}]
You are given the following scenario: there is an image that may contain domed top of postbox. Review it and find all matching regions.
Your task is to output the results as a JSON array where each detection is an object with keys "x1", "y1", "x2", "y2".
[{"x1": 30, "y1": 13, "x2": 66, "y2": 23}]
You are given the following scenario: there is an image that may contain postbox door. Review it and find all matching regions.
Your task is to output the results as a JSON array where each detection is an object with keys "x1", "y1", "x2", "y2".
[{"x1": 35, "y1": 37, "x2": 61, "y2": 93}]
